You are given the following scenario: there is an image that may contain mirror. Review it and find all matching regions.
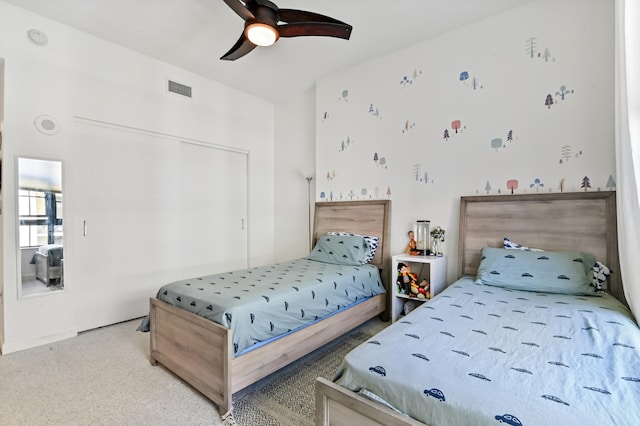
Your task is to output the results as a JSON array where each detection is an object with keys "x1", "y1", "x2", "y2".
[{"x1": 18, "y1": 157, "x2": 64, "y2": 297}]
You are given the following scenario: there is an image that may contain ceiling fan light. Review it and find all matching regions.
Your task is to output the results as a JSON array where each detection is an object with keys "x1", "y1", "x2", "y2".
[{"x1": 246, "y1": 22, "x2": 278, "y2": 46}]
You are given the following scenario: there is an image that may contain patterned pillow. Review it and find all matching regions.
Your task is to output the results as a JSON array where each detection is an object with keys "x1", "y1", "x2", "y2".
[
  {"x1": 305, "y1": 234, "x2": 373, "y2": 266},
  {"x1": 327, "y1": 232, "x2": 379, "y2": 264},
  {"x1": 476, "y1": 247, "x2": 598, "y2": 296},
  {"x1": 503, "y1": 237, "x2": 543, "y2": 251},
  {"x1": 592, "y1": 261, "x2": 611, "y2": 290},
  {"x1": 503, "y1": 237, "x2": 611, "y2": 291}
]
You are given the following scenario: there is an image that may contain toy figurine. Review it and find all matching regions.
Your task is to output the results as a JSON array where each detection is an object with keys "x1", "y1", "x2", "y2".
[
  {"x1": 430, "y1": 226, "x2": 445, "y2": 257},
  {"x1": 417, "y1": 279, "x2": 430, "y2": 299},
  {"x1": 396, "y1": 262, "x2": 418, "y2": 295},
  {"x1": 406, "y1": 230, "x2": 419, "y2": 255}
]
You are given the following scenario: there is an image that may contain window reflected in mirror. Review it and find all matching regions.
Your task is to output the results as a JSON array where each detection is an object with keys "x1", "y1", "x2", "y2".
[{"x1": 18, "y1": 157, "x2": 64, "y2": 297}]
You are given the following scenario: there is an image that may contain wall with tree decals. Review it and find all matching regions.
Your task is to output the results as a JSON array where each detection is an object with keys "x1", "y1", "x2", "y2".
[{"x1": 315, "y1": 0, "x2": 614, "y2": 281}]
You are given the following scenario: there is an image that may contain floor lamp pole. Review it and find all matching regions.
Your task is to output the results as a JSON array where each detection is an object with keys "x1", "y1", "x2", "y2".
[{"x1": 306, "y1": 176, "x2": 313, "y2": 252}]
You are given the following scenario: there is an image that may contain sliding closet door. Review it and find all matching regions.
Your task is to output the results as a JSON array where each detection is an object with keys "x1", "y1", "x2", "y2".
[
  {"x1": 178, "y1": 142, "x2": 248, "y2": 277},
  {"x1": 70, "y1": 122, "x2": 247, "y2": 331}
]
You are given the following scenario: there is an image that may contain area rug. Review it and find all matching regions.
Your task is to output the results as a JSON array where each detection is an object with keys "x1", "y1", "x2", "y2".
[{"x1": 230, "y1": 328, "x2": 373, "y2": 426}]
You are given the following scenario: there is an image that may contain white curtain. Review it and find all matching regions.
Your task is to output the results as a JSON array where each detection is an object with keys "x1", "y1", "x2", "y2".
[{"x1": 615, "y1": 0, "x2": 640, "y2": 320}]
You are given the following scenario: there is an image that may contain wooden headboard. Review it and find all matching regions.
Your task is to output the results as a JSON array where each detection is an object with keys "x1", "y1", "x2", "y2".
[{"x1": 458, "y1": 191, "x2": 626, "y2": 306}]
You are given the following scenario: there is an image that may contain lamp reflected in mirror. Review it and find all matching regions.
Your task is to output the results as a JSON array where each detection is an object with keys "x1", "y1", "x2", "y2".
[{"x1": 18, "y1": 157, "x2": 64, "y2": 297}]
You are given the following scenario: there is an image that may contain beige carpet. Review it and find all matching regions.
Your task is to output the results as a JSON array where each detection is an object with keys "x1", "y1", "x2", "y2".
[{"x1": 0, "y1": 317, "x2": 386, "y2": 426}]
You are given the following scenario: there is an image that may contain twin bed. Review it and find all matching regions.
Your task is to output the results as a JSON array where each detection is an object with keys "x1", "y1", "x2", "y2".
[
  {"x1": 32, "y1": 244, "x2": 63, "y2": 285},
  {"x1": 145, "y1": 200, "x2": 391, "y2": 415},
  {"x1": 316, "y1": 191, "x2": 640, "y2": 426}
]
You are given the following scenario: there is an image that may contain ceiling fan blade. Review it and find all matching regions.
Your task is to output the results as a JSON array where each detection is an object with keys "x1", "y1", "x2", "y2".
[
  {"x1": 220, "y1": 33, "x2": 257, "y2": 61},
  {"x1": 223, "y1": 0, "x2": 255, "y2": 21},
  {"x1": 277, "y1": 22, "x2": 352, "y2": 40},
  {"x1": 278, "y1": 9, "x2": 347, "y2": 25}
]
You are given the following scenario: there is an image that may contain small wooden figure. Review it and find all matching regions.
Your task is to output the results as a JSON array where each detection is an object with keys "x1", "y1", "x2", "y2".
[{"x1": 406, "y1": 230, "x2": 419, "y2": 255}]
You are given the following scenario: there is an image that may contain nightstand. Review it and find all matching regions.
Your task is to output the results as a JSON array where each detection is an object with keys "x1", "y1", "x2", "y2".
[{"x1": 391, "y1": 254, "x2": 446, "y2": 322}]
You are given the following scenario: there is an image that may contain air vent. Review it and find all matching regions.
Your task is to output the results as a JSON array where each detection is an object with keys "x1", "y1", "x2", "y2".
[{"x1": 168, "y1": 80, "x2": 192, "y2": 98}]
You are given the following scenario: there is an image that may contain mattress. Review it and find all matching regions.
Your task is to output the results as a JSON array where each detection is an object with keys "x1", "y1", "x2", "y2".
[
  {"x1": 140, "y1": 258, "x2": 384, "y2": 356},
  {"x1": 334, "y1": 276, "x2": 640, "y2": 425}
]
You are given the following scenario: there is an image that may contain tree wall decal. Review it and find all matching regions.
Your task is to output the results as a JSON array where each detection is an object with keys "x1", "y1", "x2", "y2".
[
  {"x1": 556, "y1": 85, "x2": 570, "y2": 100},
  {"x1": 559, "y1": 178, "x2": 566, "y2": 192},
  {"x1": 525, "y1": 37, "x2": 538, "y2": 58},
  {"x1": 412, "y1": 164, "x2": 422, "y2": 181},
  {"x1": 485, "y1": 180, "x2": 492, "y2": 194},
  {"x1": 529, "y1": 178, "x2": 544, "y2": 192}
]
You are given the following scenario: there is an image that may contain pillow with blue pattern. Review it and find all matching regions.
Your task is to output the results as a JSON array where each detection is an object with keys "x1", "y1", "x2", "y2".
[
  {"x1": 327, "y1": 232, "x2": 379, "y2": 264},
  {"x1": 503, "y1": 237, "x2": 610, "y2": 291},
  {"x1": 305, "y1": 234, "x2": 373, "y2": 266},
  {"x1": 476, "y1": 247, "x2": 598, "y2": 295}
]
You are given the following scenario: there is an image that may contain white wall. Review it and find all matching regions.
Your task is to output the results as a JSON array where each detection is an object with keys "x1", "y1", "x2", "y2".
[
  {"x1": 315, "y1": 0, "x2": 615, "y2": 283},
  {"x1": 273, "y1": 88, "x2": 317, "y2": 262},
  {"x1": 0, "y1": 2, "x2": 275, "y2": 352}
]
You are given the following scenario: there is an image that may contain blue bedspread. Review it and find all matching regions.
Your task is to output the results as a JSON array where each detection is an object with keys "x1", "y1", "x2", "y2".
[
  {"x1": 143, "y1": 258, "x2": 384, "y2": 357},
  {"x1": 335, "y1": 276, "x2": 640, "y2": 426}
]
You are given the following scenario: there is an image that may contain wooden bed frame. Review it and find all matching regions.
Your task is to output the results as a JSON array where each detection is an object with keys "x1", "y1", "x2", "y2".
[
  {"x1": 148, "y1": 199, "x2": 391, "y2": 414},
  {"x1": 316, "y1": 191, "x2": 625, "y2": 426}
]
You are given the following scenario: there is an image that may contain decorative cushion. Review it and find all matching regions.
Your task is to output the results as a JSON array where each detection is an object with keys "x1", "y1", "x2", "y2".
[
  {"x1": 591, "y1": 261, "x2": 611, "y2": 290},
  {"x1": 503, "y1": 237, "x2": 611, "y2": 291},
  {"x1": 502, "y1": 237, "x2": 543, "y2": 252},
  {"x1": 305, "y1": 234, "x2": 373, "y2": 266},
  {"x1": 476, "y1": 247, "x2": 598, "y2": 295},
  {"x1": 327, "y1": 232, "x2": 379, "y2": 264}
]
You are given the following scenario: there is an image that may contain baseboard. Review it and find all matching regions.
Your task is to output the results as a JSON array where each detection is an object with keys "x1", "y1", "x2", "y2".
[{"x1": 1, "y1": 328, "x2": 78, "y2": 355}]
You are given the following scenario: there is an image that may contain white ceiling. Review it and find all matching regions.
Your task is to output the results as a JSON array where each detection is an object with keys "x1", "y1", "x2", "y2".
[{"x1": 4, "y1": 0, "x2": 535, "y2": 103}]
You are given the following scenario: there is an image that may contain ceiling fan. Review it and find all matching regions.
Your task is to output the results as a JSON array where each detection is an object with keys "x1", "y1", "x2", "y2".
[{"x1": 220, "y1": 0, "x2": 353, "y2": 61}]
